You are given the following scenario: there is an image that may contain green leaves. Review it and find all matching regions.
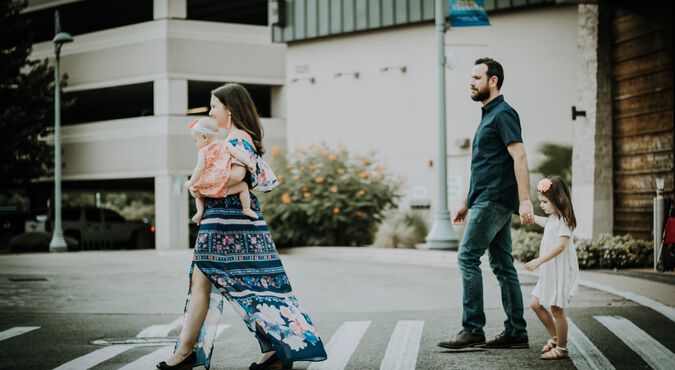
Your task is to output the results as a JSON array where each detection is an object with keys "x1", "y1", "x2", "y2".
[
  {"x1": 259, "y1": 143, "x2": 401, "y2": 247},
  {"x1": 1, "y1": 0, "x2": 57, "y2": 192},
  {"x1": 533, "y1": 143, "x2": 573, "y2": 186}
]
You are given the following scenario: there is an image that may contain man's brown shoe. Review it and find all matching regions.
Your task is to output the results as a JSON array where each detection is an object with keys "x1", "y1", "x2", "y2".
[{"x1": 437, "y1": 329, "x2": 486, "y2": 349}]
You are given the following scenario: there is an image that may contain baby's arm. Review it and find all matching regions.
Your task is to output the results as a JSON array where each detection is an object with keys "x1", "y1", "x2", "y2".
[
  {"x1": 533, "y1": 215, "x2": 548, "y2": 228},
  {"x1": 185, "y1": 151, "x2": 206, "y2": 188},
  {"x1": 524, "y1": 236, "x2": 570, "y2": 271}
]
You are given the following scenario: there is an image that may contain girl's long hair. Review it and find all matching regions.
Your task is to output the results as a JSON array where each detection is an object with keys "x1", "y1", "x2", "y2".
[
  {"x1": 541, "y1": 176, "x2": 577, "y2": 230},
  {"x1": 211, "y1": 83, "x2": 265, "y2": 156}
]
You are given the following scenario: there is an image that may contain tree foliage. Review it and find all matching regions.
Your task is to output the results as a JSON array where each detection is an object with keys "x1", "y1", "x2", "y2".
[
  {"x1": 0, "y1": 0, "x2": 57, "y2": 192},
  {"x1": 532, "y1": 143, "x2": 573, "y2": 186}
]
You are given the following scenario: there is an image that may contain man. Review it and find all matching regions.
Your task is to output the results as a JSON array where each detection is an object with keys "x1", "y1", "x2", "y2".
[{"x1": 438, "y1": 58, "x2": 534, "y2": 349}]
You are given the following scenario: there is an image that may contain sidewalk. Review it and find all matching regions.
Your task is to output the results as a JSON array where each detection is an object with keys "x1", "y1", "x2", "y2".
[{"x1": 281, "y1": 246, "x2": 675, "y2": 315}]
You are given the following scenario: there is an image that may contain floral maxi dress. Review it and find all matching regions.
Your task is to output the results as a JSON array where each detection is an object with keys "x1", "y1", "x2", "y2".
[{"x1": 176, "y1": 139, "x2": 326, "y2": 369}]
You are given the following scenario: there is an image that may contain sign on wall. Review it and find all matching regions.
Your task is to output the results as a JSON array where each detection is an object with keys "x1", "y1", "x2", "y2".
[{"x1": 449, "y1": 0, "x2": 490, "y2": 27}]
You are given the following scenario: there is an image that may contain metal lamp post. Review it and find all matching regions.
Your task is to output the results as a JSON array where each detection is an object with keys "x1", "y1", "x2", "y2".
[
  {"x1": 49, "y1": 11, "x2": 73, "y2": 252},
  {"x1": 425, "y1": 0, "x2": 459, "y2": 250}
]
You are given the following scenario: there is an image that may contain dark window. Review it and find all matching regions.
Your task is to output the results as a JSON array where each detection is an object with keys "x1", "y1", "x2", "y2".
[
  {"x1": 102, "y1": 209, "x2": 125, "y2": 223},
  {"x1": 85, "y1": 208, "x2": 101, "y2": 222},
  {"x1": 188, "y1": 81, "x2": 271, "y2": 118},
  {"x1": 62, "y1": 82, "x2": 154, "y2": 125},
  {"x1": 20, "y1": 0, "x2": 153, "y2": 44},
  {"x1": 62, "y1": 208, "x2": 81, "y2": 221},
  {"x1": 187, "y1": 0, "x2": 267, "y2": 25}
]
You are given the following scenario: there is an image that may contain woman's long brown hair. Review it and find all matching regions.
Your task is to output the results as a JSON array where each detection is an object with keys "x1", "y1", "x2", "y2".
[
  {"x1": 541, "y1": 176, "x2": 577, "y2": 230},
  {"x1": 211, "y1": 83, "x2": 265, "y2": 156}
]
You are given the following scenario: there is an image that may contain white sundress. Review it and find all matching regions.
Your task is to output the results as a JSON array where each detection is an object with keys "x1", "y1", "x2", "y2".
[{"x1": 531, "y1": 216, "x2": 580, "y2": 308}]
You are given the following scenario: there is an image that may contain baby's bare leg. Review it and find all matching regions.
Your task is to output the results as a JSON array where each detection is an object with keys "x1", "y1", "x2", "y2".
[
  {"x1": 226, "y1": 182, "x2": 257, "y2": 219},
  {"x1": 192, "y1": 193, "x2": 204, "y2": 225}
]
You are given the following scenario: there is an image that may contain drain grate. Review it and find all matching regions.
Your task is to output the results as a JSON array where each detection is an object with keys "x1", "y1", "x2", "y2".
[{"x1": 8, "y1": 277, "x2": 48, "y2": 282}]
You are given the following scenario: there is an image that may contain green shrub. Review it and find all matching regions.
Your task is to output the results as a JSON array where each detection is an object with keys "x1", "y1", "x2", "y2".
[
  {"x1": 373, "y1": 210, "x2": 429, "y2": 248},
  {"x1": 9, "y1": 232, "x2": 79, "y2": 253},
  {"x1": 259, "y1": 143, "x2": 401, "y2": 247},
  {"x1": 512, "y1": 229, "x2": 653, "y2": 269}
]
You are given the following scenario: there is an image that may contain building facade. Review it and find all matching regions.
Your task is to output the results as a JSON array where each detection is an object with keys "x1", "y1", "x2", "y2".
[
  {"x1": 26, "y1": 0, "x2": 287, "y2": 249},
  {"x1": 271, "y1": 0, "x2": 580, "y2": 232}
]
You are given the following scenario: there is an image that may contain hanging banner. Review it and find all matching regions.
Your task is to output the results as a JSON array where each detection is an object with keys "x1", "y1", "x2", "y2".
[{"x1": 449, "y1": 0, "x2": 490, "y2": 27}]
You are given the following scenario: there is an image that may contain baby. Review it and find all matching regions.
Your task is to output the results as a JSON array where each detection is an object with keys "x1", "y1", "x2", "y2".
[{"x1": 185, "y1": 117, "x2": 258, "y2": 224}]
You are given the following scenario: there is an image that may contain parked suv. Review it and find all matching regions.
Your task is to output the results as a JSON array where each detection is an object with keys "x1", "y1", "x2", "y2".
[{"x1": 47, "y1": 207, "x2": 154, "y2": 249}]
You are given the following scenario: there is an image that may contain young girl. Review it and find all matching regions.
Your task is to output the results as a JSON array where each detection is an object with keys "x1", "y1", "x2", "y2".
[
  {"x1": 184, "y1": 117, "x2": 258, "y2": 223},
  {"x1": 524, "y1": 176, "x2": 579, "y2": 360}
]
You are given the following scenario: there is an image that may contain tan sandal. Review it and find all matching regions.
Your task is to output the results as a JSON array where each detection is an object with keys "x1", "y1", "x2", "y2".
[
  {"x1": 541, "y1": 337, "x2": 557, "y2": 353},
  {"x1": 540, "y1": 347, "x2": 568, "y2": 360}
]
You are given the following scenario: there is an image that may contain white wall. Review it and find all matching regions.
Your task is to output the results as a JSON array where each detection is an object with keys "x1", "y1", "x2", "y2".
[{"x1": 285, "y1": 5, "x2": 578, "y2": 212}]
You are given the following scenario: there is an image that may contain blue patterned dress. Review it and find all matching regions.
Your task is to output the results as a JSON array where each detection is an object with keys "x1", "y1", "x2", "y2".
[{"x1": 176, "y1": 139, "x2": 327, "y2": 369}]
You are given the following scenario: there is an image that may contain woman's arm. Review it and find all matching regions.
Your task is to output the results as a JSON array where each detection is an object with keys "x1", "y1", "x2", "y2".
[
  {"x1": 226, "y1": 165, "x2": 246, "y2": 186},
  {"x1": 524, "y1": 235, "x2": 570, "y2": 271}
]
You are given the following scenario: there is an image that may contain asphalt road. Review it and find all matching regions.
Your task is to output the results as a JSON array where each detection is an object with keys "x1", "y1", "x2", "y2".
[{"x1": 0, "y1": 250, "x2": 673, "y2": 370}]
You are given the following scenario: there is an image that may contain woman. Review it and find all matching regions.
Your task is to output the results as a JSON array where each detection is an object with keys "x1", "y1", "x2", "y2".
[{"x1": 157, "y1": 84, "x2": 327, "y2": 370}]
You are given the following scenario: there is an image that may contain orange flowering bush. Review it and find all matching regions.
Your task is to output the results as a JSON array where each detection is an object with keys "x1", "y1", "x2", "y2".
[{"x1": 259, "y1": 143, "x2": 401, "y2": 247}]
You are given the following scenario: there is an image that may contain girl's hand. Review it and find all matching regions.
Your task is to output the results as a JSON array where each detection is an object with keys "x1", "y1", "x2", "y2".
[{"x1": 525, "y1": 258, "x2": 541, "y2": 271}]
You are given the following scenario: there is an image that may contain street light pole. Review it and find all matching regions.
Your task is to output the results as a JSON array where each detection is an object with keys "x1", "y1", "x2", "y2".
[
  {"x1": 49, "y1": 11, "x2": 73, "y2": 252},
  {"x1": 425, "y1": 0, "x2": 459, "y2": 250}
]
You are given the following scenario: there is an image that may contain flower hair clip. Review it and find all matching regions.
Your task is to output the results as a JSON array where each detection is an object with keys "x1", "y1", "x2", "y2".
[
  {"x1": 537, "y1": 178, "x2": 552, "y2": 193},
  {"x1": 188, "y1": 119, "x2": 198, "y2": 129}
]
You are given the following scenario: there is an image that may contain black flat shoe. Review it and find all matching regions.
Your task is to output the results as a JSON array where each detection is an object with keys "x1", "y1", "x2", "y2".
[
  {"x1": 156, "y1": 351, "x2": 197, "y2": 370},
  {"x1": 249, "y1": 352, "x2": 293, "y2": 370}
]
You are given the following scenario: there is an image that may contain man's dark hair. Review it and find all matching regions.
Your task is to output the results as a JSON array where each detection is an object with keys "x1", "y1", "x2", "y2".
[{"x1": 475, "y1": 57, "x2": 504, "y2": 90}]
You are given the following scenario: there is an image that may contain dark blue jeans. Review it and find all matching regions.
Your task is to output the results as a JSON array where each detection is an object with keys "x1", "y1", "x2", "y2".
[{"x1": 458, "y1": 201, "x2": 527, "y2": 336}]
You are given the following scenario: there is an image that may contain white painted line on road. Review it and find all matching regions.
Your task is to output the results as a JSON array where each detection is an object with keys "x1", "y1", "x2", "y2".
[
  {"x1": 581, "y1": 280, "x2": 675, "y2": 323},
  {"x1": 52, "y1": 344, "x2": 136, "y2": 370},
  {"x1": 117, "y1": 345, "x2": 172, "y2": 370},
  {"x1": 380, "y1": 320, "x2": 424, "y2": 370},
  {"x1": 137, "y1": 317, "x2": 183, "y2": 338},
  {"x1": 118, "y1": 324, "x2": 229, "y2": 370},
  {"x1": 0, "y1": 326, "x2": 40, "y2": 342},
  {"x1": 308, "y1": 321, "x2": 371, "y2": 370},
  {"x1": 567, "y1": 319, "x2": 614, "y2": 370},
  {"x1": 595, "y1": 315, "x2": 675, "y2": 370}
]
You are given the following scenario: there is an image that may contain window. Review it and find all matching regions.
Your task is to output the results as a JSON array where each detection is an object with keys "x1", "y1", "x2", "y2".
[
  {"x1": 62, "y1": 208, "x2": 81, "y2": 221},
  {"x1": 187, "y1": 81, "x2": 271, "y2": 118},
  {"x1": 85, "y1": 208, "x2": 101, "y2": 222},
  {"x1": 62, "y1": 82, "x2": 154, "y2": 125},
  {"x1": 20, "y1": 0, "x2": 153, "y2": 44},
  {"x1": 187, "y1": 0, "x2": 267, "y2": 25},
  {"x1": 102, "y1": 209, "x2": 125, "y2": 223}
]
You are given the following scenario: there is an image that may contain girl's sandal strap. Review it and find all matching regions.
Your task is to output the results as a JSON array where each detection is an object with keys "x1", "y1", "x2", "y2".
[
  {"x1": 540, "y1": 347, "x2": 569, "y2": 360},
  {"x1": 541, "y1": 338, "x2": 557, "y2": 353}
]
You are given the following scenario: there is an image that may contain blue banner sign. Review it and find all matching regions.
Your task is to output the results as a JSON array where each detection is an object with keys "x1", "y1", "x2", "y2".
[{"x1": 449, "y1": 0, "x2": 490, "y2": 27}]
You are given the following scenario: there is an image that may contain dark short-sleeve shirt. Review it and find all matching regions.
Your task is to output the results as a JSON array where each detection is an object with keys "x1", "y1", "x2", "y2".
[{"x1": 467, "y1": 95, "x2": 523, "y2": 213}]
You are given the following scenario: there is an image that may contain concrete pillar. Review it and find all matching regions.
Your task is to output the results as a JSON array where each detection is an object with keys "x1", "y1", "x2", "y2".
[
  {"x1": 154, "y1": 174, "x2": 189, "y2": 250},
  {"x1": 154, "y1": 79, "x2": 188, "y2": 116},
  {"x1": 153, "y1": 0, "x2": 186, "y2": 20},
  {"x1": 572, "y1": 4, "x2": 613, "y2": 239}
]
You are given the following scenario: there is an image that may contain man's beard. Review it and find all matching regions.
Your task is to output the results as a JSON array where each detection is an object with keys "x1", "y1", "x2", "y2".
[{"x1": 471, "y1": 87, "x2": 490, "y2": 102}]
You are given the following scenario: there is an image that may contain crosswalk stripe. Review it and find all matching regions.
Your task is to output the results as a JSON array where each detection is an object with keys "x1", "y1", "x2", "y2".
[
  {"x1": 52, "y1": 345, "x2": 137, "y2": 370},
  {"x1": 137, "y1": 317, "x2": 183, "y2": 338},
  {"x1": 567, "y1": 319, "x2": 615, "y2": 370},
  {"x1": 380, "y1": 320, "x2": 424, "y2": 370},
  {"x1": 0, "y1": 326, "x2": 40, "y2": 342},
  {"x1": 118, "y1": 324, "x2": 229, "y2": 370},
  {"x1": 308, "y1": 321, "x2": 371, "y2": 370},
  {"x1": 117, "y1": 345, "x2": 172, "y2": 370},
  {"x1": 595, "y1": 315, "x2": 675, "y2": 370}
]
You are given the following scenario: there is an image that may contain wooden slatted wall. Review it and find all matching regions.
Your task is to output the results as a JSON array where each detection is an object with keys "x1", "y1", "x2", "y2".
[{"x1": 611, "y1": 3, "x2": 673, "y2": 240}]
